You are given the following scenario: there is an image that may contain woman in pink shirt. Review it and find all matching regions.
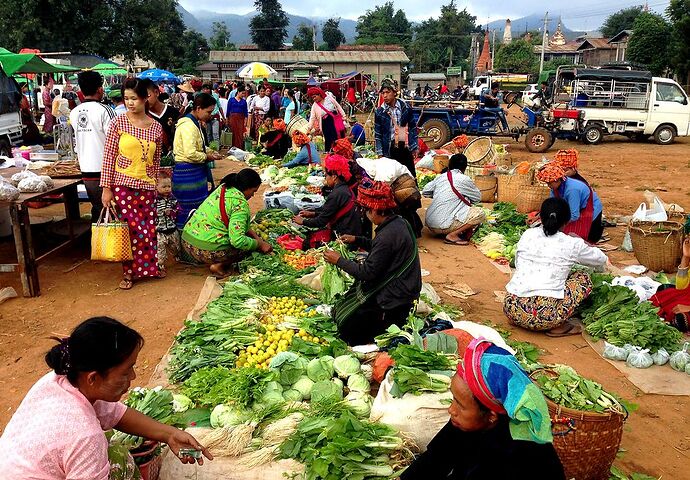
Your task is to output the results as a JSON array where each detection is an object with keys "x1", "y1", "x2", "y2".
[{"x1": 0, "y1": 317, "x2": 211, "y2": 479}]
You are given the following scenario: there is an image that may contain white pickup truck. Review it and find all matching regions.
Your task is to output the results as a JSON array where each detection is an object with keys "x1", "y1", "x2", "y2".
[
  {"x1": 0, "y1": 67, "x2": 24, "y2": 157},
  {"x1": 554, "y1": 68, "x2": 690, "y2": 145}
]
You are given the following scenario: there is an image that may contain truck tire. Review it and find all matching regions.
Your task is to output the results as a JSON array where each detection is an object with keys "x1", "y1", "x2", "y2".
[
  {"x1": 653, "y1": 125, "x2": 676, "y2": 145},
  {"x1": 420, "y1": 119, "x2": 451, "y2": 149},
  {"x1": 583, "y1": 124, "x2": 603, "y2": 145},
  {"x1": 0, "y1": 138, "x2": 10, "y2": 158},
  {"x1": 524, "y1": 128, "x2": 553, "y2": 153}
]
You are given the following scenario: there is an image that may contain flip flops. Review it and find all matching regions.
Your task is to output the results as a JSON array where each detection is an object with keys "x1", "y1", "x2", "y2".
[
  {"x1": 444, "y1": 238, "x2": 469, "y2": 246},
  {"x1": 546, "y1": 321, "x2": 583, "y2": 337}
]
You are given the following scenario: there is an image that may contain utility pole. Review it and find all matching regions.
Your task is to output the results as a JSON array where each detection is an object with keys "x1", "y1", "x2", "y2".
[
  {"x1": 313, "y1": 24, "x2": 317, "y2": 51},
  {"x1": 539, "y1": 12, "x2": 549, "y2": 75},
  {"x1": 491, "y1": 29, "x2": 496, "y2": 71}
]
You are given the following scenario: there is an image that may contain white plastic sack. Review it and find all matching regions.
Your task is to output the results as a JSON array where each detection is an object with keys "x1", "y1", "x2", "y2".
[
  {"x1": 603, "y1": 341, "x2": 628, "y2": 361},
  {"x1": 0, "y1": 179, "x2": 20, "y2": 201},
  {"x1": 651, "y1": 348, "x2": 670, "y2": 366},
  {"x1": 611, "y1": 276, "x2": 661, "y2": 302},
  {"x1": 449, "y1": 321, "x2": 515, "y2": 353},
  {"x1": 228, "y1": 147, "x2": 248, "y2": 161},
  {"x1": 370, "y1": 370, "x2": 452, "y2": 451},
  {"x1": 293, "y1": 194, "x2": 324, "y2": 212},
  {"x1": 632, "y1": 195, "x2": 667, "y2": 222},
  {"x1": 10, "y1": 169, "x2": 38, "y2": 187},
  {"x1": 626, "y1": 348, "x2": 654, "y2": 369},
  {"x1": 17, "y1": 177, "x2": 48, "y2": 193},
  {"x1": 415, "y1": 152, "x2": 435, "y2": 170},
  {"x1": 416, "y1": 282, "x2": 441, "y2": 315},
  {"x1": 356, "y1": 157, "x2": 412, "y2": 183}
]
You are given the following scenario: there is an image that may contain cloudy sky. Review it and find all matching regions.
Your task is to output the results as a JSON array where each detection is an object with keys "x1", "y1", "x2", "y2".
[{"x1": 179, "y1": 0, "x2": 669, "y2": 30}]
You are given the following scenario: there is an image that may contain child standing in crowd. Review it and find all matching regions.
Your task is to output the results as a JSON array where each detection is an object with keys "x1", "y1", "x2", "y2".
[{"x1": 155, "y1": 175, "x2": 180, "y2": 273}]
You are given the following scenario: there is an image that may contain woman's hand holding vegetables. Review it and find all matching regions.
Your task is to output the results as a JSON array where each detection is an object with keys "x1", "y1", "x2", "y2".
[
  {"x1": 166, "y1": 428, "x2": 212, "y2": 465},
  {"x1": 339, "y1": 234, "x2": 356, "y2": 244},
  {"x1": 672, "y1": 304, "x2": 690, "y2": 314},
  {"x1": 323, "y1": 249, "x2": 341, "y2": 264},
  {"x1": 299, "y1": 210, "x2": 316, "y2": 218},
  {"x1": 292, "y1": 215, "x2": 305, "y2": 225}
]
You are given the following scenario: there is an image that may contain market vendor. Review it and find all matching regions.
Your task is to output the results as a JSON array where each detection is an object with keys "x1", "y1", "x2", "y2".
[
  {"x1": 261, "y1": 118, "x2": 291, "y2": 159},
  {"x1": 182, "y1": 169, "x2": 273, "y2": 277},
  {"x1": 283, "y1": 131, "x2": 320, "y2": 168},
  {"x1": 650, "y1": 238, "x2": 690, "y2": 332},
  {"x1": 0, "y1": 317, "x2": 211, "y2": 478},
  {"x1": 401, "y1": 338, "x2": 564, "y2": 479},
  {"x1": 172, "y1": 93, "x2": 223, "y2": 229},
  {"x1": 504, "y1": 198, "x2": 608, "y2": 336},
  {"x1": 323, "y1": 181, "x2": 421, "y2": 345},
  {"x1": 306, "y1": 87, "x2": 348, "y2": 151},
  {"x1": 536, "y1": 163, "x2": 604, "y2": 243},
  {"x1": 423, "y1": 154, "x2": 486, "y2": 245},
  {"x1": 555, "y1": 153, "x2": 589, "y2": 185},
  {"x1": 293, "y1": 154, "x2": 362, "y2": 247}
]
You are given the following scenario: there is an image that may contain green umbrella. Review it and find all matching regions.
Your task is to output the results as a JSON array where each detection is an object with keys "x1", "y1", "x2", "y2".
[
  {"x1": 89, "y1": 63, "x2": 128, "y2": 76},
  {"x1": 0, "y1": 51, "x2": 78, "y2": 75}
]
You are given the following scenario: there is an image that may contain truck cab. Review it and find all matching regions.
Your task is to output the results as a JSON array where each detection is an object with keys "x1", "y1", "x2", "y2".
[
  {"x1": 0, "y1": 66, "x2": 23, "y2": 157},
  {"x1": 470, "y1": 75, "x2": 490, "y2": 99}
]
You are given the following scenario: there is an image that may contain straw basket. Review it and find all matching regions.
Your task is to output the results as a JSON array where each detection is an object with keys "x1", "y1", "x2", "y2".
[
  {"x1": 512, "y1": 184, "x2": 551, "y2": 213},
  {"x1": 474, "y1": 175, "x2": 497, "y2": 203},
  {"x1": 464, "y1": 137, "x2": 497, "y2": 166},
  {"x1": 391, "y1": 174, "x2": 421, "y2": 207},
  {"x1": 440, "y1": 141, "x2": 461, "y2": 154},
  {"x1": 286, "y1": 115, "x2": 309, "y2": 136},
  {"x1": 496, "y1": 174, "x2": 532, "y2": 203},
  {"x1": 433, "y1": 155, "x2": 450, "y2": 173},
  {"x1": 629, "y1": 220, "x2": 684, "y2": 272},
  {"x1": 546, "y1": 400, "x2": 625, "y2": 480},
  {"x1": 494, "y1": 153, "x2": 512, "y2": 168}
]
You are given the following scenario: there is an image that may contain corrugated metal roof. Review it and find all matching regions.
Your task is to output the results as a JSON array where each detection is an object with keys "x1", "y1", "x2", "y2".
[
  {"x1": 209, "y1": 50, "x2": 409, "y2": 64},
  {"x1": 533, "y1": 42, "x2": 581, "y2": 54},
  {"x1": 408, "y1": 73, "x2": 446, "y2": 81},
  {"x1": 577, "y1": 38, "x2": 614, "y2": 51}
]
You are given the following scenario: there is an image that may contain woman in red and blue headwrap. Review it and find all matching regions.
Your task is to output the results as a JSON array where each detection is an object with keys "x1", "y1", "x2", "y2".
[{"x1": 402, "y1": 338, "x2": 565, "y2": 480}]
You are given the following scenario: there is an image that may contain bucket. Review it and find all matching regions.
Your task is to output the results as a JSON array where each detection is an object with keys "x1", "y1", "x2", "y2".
[
  {"x1": 464, "y1": 137, "x2": 497, "y2": 166},
  {"x1": 474, "y1": 175, "x2": 498, "y2": 203},
  {"x1": 287, "y1": 115, "x2": 309, "y2": 137}
]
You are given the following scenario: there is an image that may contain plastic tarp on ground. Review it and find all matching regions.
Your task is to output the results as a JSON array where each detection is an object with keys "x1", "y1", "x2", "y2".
[{"x1": 0, "y1": 50, "x2": 78, "y2": 76}]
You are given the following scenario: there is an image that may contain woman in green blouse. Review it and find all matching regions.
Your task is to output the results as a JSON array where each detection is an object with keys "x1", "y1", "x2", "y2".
[{"x1": 182, "y1": 168, "x2": 273, "y2": 276}]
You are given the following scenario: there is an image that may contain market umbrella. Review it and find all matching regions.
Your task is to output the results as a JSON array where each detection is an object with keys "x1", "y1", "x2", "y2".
[
  {"x1": 236, "y1": 62, "x2": 277, "y2": 80},
  {"x1": 137, "y1": 68, "x2": 179, "y2": 83},
  {"x1": 90, "y1": 63, "x2": 128, "y2": 76},
  {"x1": 0, "y1": 51, "x2": 78, "y2": 75}
]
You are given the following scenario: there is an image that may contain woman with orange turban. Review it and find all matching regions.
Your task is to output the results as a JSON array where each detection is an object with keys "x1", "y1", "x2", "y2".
[
  {"x1": 293, "y1": 154, "x2": 362, "y2": 247},
  {"x1": 536, "y1": 162, "x2": 603, "y2": 243},
  {"x1": 554, "y1": 152, "x2": 589, "y2": 186},
  {"x1": 323, "y1": 180, "x2": 422, "y2": 345},
  {"x1": 283, "y1": 131, "x2": 320, "y2": 168},
  {"x1": 261, "y1": 118, "x2": 291, "y2": 159}
]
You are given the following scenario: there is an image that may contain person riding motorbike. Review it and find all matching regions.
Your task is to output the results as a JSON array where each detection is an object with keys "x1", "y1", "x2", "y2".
[{"x1": 480, "y1": 82, "x2": 509, "y2": 131}]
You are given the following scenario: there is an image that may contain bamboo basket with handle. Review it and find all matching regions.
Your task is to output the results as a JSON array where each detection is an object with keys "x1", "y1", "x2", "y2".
[
  {"x1": 474, "y1": 175, "x2": 497, "y2": 203},
  {"x1": 496, "y1": 174, "x2": 532, "y2": 204},
  {"x1": 629, "y1": 220, "x2": 683, "y2": 272}
]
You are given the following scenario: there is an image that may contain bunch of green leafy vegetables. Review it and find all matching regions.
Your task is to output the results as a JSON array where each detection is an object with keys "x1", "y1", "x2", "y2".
[
  {"x1": 239, "y1": 252, "x2": 298, "y2": 276},
  {"x1": 473, "y1": 202, "x2": 528, "y2": 245},
  {"x1": 579, "y1": 279, "x2": 682, "y2": 353},
  {"x1": 389, "y1": 344, "x2": 454, "y2": 371},
  {"x1": 248, "y1": 154, "x2": 277, "y2": 167},
  {"x1": 247, "y1": 272, "x2": 317, "y2": 298},
  {"x1": 279, "y1": 408, "x2": 409, "y2": 479},
  {"x1": 390, "y1": 366, "x2": 453, "y2": 398},
  {"x1": 320, "y1": 240, "x2": 354, "y2": 304},
  {"x1": 182, "y1": 366, "x2": 275, "y2": 409}
]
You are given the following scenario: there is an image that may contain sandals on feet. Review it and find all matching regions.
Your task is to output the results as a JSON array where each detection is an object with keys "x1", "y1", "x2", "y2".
[
  {"x1": 119, "y1": 277, "x2": 133, "y2": 290},
  {"x1": 546, "y1": 321, "x2": 583, "y2": 337},
  {"x1": 444, "y1": 238, "x2": 469, "y2": 246}
]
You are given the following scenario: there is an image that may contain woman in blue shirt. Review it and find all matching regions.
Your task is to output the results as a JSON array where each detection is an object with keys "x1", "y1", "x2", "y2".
[
  {"x1": 283, "y1": 131, "x2": 320, "y2": 168},
  {"x1": 226, "y1": 83, "x2": 248, "y2": 149},
  {"x1": 537, "y1": 163, "x2": 604, "y2": 243},
  {"x1": 283, "y1": 89, "x2": 300, "y2": 124}
]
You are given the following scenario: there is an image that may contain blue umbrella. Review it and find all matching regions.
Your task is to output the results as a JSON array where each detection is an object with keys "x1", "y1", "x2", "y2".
[{"x1": 137, "y1": 68, "x2": 180, "y2": 83}]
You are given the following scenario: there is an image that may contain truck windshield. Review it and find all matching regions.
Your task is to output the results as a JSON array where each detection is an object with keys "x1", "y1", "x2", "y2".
[{"x1": 655, "y1": 83, "x2": 687, "y2": 104}]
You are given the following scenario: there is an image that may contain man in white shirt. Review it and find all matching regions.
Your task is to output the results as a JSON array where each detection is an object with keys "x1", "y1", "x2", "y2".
[{"x1": 69, "y1": 71, "x2": 116, "y2": 220}]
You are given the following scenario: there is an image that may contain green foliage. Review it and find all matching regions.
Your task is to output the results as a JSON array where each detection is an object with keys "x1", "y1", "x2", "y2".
[
  {"x1": 628, "y1": 12, "x2": 672, "y2": 75},
  {"x1": 494, "y1": 39, "x2": 537, "y2": 73},
  {"x1": 543, "y1": 57, "x2": 576, "y2": 72},
  {"x1": 355, "y1": 2, "x2": 412, "y2": 46},
  {"x1": 175, "y1": 30, "x2": 210, "y2": 74},
  {"x1": 600, "y1": 6, "x2": 644, "y2": 38},
  {"x1": 667, "y1": 0, "x2": 690, "y2": 83},
  {"x1": 292, "y1": 23, "x2": 314, "y2": 51},
  {"x1": 249, "y1": 0, "x2": 289, "y2": 50},
  {"x1": 407, "y1": 1, "x2": 479, "y2": 73},
  {"x1": 322, "y1": 18, "x2": 346, "y2": 50},
  {"x1": 210, "y1": 21, "x2": 235, "y2": 51}
]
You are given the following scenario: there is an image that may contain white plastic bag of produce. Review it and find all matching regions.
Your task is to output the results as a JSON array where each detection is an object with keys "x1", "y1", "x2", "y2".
[
  {"x1": 626, "y1": 348, "x2": 654, "y2": 369},
  {"x1": 670, "y1": 343, "x2": 690, "y2": 371},
  {"x1": 602, "y1": 342, "x2": 628, "y2": 362},
  {"x1": 0, "y1": 178, "x2": 20, "y2": 201},
  {"x1": 651, "y1": 348, "x2": 670, "y2": 366}
]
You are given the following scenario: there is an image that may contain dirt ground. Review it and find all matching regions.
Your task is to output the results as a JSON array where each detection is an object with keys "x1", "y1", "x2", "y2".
[{"x1": 1, "y1": 135, "x2": 689, "y2": 478}]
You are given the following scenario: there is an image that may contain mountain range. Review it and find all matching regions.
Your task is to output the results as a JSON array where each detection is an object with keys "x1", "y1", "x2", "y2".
[{"x1": 177, "y1": 6, "x2": 587, "y2": 46}]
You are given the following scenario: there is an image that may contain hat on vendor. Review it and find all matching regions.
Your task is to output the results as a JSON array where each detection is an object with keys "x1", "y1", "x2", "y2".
[
  {"x1": 554, "y1": 150, "x2": 579, "y2": 170},
  {"x1": 357, "y1": 180, "x2": 397, "y2": 210},
  {"x1": 380, "y1": 78, "x2": 397, "y2": 92},
  {"x1": 536, "y1": 162, "x2": 566, "y2": 184},
  {"x1": 323, "y1": 154, "x2": 352, "y2": 181},
  {"x1": 307, "y1": 87, "x2": 326, "y2": 98},
  {"x1": 178, "y1": 82, "x2": 194, "y2": 94},
  {"x1": 273, "y1": 118, "x2": 287, "y2": 131},
  {"x1": 458, "y1": 337, "x2": 553, "y2": 444},
  {"x1": 331, "y1": 138, "x2": 354, "y2": 159},
  {"x1": 292, "y1": 131, "x2": 310, "y2": 146}
]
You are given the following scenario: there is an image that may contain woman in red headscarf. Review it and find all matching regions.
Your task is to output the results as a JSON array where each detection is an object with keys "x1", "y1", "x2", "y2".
[
  {"x1": 261, "y1": 118, "x2": 291, "y2": 159},
  {"x1": 323, "y1": 181, "x2": 421, "y2": 345},
  {"x1": 306, "y1": 87, "x2": 348, "y2": 151},
  {"x1": 401, "y1": 339, "x2": 564, "y2": 479},
  {"x1": 293, "y1": 154, "x2": 362, "y2": 247}
]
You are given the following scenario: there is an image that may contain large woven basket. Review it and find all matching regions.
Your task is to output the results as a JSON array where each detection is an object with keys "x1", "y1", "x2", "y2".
[
  {"x1": 547, "y1": 400, "x2": 625, "y2": 480},
  {"x1": 391, "y1": 174, "x2": 421, "y2": 207},
  {"x1": 629, "y1": 220, "x2": 683, "y2": 272},
  {"x1": 465, "y1": 137, "x2": 497, "y2": 166},
  {"x1": 474, "y1": 175, "x2": 497, "y2": 203},
  {"x1": 496, "y1": 174, "x2": 532, "y2": 203},
  {"x1": 513, "y1": 184, "x2": 551, "y2": 213}
]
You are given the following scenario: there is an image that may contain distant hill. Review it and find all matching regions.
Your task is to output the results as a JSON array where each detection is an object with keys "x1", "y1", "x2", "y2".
[
  {"x1": 177, "y1": 5, "x2": 359, "y2": 45},
  {"x1": 486, "y1": 14, "x2": 585, "y2": 41}
]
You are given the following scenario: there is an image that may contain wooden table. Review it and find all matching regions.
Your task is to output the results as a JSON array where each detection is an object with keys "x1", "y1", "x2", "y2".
[{"x1": 0, "y1": 167, "x2": 84, "y2": 297}]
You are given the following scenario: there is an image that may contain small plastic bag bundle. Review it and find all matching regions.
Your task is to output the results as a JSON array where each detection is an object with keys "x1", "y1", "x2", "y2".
[
  {"x1": 603, "y1": 342, "x2": 628, "y2": 361},
  {"x1": 0, "y1": 178, "x2": 20, "y2": 201},
  {"x1": 670, "y1": 342, "x2": 690, "y2": 372},
  {"x1": 17, "y1": 176, "x2": 48, "y2": 193},
  {"x1": 626, "y1": 348, "x2": 654, "y2": 369},
  {"x1": 651, "y1": 348, "x2": 670, "y2": 366},
  {"x1": 10, "y1": 169, "x2": 38, "y2": 186}
]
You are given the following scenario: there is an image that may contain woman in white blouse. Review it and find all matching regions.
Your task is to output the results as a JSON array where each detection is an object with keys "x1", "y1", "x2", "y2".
[
  {"x1": 503, "y1": 197, "x2": 608, "y2": 336},
  {"x1": 248, "y1": 84, "x2": 271, "y2": 139}
]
